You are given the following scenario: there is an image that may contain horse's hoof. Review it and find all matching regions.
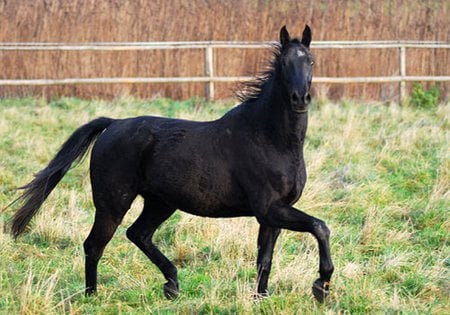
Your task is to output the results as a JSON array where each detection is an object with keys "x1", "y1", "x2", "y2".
[
  {"x1": 312, "y1": 279, "x2": 330, "y2": 303},
  {"x1": 85, "y1": 287, "x2": 97, "y2": 297},
  {"x1": 163, "y1": 280, "x2": 179, "y2": 300},
  {"x1": 252, "y1": 291, "x2": 269, "y2": 302}
]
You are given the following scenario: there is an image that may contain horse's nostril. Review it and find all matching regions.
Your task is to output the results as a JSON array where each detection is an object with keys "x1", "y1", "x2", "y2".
[
  {"x1": 303, "y1": 92, "x2": 311, "y2": 105},
  {"x1": 291, "y1": 91, "x2": 300, "y2": 103}
]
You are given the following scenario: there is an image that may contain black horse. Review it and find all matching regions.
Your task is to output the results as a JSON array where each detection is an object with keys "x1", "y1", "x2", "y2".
[{"x1": 10, "y1": 25, "x2": 333, "y2": 302}]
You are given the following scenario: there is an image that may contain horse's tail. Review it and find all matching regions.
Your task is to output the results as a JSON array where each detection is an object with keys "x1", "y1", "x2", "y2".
[{"x1": 10, "y1": 117, "x2": 115, "y2": 238}]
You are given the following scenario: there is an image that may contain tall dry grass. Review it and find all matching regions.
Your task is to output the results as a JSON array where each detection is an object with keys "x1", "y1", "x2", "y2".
[
  {"x1": 0, "y1": 98, "x2": 448, "y2": 313},
  {"x1": 0, "y1": 0, "x2": 449, "y2": 100}
]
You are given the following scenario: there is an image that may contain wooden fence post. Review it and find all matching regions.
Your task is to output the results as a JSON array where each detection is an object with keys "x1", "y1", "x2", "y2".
[
  {"x1": 399, "y1": 45, "x2": 406, "y2": 104},
  {"x1": 204, "y1": 45, "x2": 214, "y2": 100}
]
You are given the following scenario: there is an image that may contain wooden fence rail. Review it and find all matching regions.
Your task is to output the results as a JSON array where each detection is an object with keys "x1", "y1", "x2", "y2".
[{"x1": 1, "y1": 41, "x2": 449, "y2": 102}]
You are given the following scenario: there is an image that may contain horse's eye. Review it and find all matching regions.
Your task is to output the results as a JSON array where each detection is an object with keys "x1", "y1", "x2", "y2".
[{"x1": 311, "y1": 61, "x2": 315, "y2": 66}]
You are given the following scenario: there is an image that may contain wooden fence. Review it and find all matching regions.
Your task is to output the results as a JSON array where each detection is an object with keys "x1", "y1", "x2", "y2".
[{"x1": 0, "y1": 41, "x2": 449, "y2": 102}]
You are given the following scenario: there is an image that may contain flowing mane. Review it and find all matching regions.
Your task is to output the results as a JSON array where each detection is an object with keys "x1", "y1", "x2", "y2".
[
  {"x1": 235, "y1": 38, "x2": 302, "y2": 103},
  {"x1": 235, "y1": 42, "x2": 281, "y2": 103}
]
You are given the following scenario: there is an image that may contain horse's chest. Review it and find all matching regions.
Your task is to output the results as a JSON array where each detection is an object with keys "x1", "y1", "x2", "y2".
[
  {"x1": 285, "y1": 171, "x2": 306, "y2": 204},
  {"x1": 270, "y1": 158, "x2": 306, "y2": 204}
]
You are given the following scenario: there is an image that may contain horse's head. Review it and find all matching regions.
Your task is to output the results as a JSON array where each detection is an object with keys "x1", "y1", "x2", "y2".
[{"x1": 278, "y1": 25, "x2": 313, "y2": 112}]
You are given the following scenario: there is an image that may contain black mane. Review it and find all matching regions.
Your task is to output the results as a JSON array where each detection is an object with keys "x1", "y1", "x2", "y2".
[
  {"x1": 235, "y1": 38, "x2": 302, "y2": 103},
  {"x1": 235, "y1": 42, "x2": 281, "y2": 103}
]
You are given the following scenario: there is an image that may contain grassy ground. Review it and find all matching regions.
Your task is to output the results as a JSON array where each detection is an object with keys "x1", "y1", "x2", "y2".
[{"x1": 0, "y1": 97, "x2": 448, "y2": 314}]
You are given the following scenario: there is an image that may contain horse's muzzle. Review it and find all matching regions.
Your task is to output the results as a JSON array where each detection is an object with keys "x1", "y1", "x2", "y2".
[{"x1": 290, "y1": 90, "x2": 311, "y2": 108}]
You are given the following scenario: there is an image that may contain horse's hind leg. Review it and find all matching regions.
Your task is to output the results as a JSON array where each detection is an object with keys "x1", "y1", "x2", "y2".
[
  {"x1": 83, "y1": 212, "x2": 124, "y2": 295},
  {"x1": 126, "y1": 198, "x2": 178, "y2": 299},
  {"x1": 83, "y1": 189, "x2": 136, "y2": 295}
]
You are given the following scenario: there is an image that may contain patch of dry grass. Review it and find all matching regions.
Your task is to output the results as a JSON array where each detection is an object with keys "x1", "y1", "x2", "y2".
[{"x1": 0, "y1": 97, "x2": 448, "y2": 314}]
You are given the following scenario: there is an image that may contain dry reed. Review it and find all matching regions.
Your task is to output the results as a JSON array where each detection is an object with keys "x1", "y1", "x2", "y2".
[{"x1": 0, "y1": 0, "x2": 448, "y2": 100}]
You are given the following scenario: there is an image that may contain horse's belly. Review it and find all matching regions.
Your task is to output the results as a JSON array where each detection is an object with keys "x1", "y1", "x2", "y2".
[
  {"x1": 161, "y1": 184, "x2": 250, "y2": 217},
  {"x1": 180, "y1": 204, "x2": 253, "y2": 218},
  {"x1": 142, "y1": 163, "x2": 249, "y2": 217}
]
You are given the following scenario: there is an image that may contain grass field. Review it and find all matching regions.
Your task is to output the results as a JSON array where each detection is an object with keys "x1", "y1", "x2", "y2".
[{"x1": 0, "y1": 97, "x2": 448, "y2": 314}]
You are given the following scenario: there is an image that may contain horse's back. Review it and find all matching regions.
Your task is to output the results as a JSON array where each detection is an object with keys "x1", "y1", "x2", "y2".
[{"x1": 89, "y1": 115, "x2": 250, "y2": 216}]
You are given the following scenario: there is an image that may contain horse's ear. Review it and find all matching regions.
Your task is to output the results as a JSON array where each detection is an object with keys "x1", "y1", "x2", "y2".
[
  {"x1": 280, "y1": 25, "x2": 291, "y2": 48},
  {"x1": 301, "y1": 25, "x2": 312, "y2": 48}
]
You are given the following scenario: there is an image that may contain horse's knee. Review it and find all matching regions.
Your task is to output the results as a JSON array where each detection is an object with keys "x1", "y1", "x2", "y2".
[{"x1": 313, "y1": 220, "x2": 330, "y2": 240}]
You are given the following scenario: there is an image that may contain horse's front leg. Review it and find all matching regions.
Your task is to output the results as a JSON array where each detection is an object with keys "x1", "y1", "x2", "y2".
[
  {"x1": 255, "y1": 225, "x2": 281, "y2": 298},
  {"x1": 255, "y1": 204, "x2": 334, "y2": 302}
]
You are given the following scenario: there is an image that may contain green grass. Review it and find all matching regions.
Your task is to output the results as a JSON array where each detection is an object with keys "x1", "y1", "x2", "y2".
[{"x1": 0, "y1": 97, "x2": 449, "y2": 314}]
